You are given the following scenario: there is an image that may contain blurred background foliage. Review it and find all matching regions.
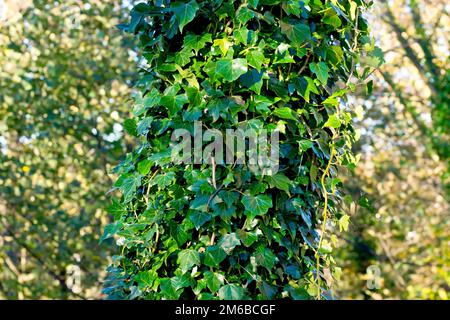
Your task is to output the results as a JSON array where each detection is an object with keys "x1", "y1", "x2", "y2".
[
  {"x1": 0, "y1": 0, "x2": 448, "y2": 299},
  {"x1": 335, "y1": 0, "x2": 449, "y2": 300},
  {"x1": 0, "y1": 0, "x2": 135, "y2": 299}
]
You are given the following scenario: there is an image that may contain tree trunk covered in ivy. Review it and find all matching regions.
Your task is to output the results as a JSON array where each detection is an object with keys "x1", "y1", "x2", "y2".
[{"x1": 103, "y1": 0, "x2": 380, "y2": 300}]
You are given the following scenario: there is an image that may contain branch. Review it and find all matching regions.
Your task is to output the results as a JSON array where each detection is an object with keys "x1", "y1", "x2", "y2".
[{"x1": 379, "y1": 0, "x2": 438, "y2": 95}]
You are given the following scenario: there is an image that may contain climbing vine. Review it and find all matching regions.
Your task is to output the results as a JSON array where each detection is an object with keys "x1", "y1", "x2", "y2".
[{"x1": 102, "y1": 0, "x2": 381, "y2": 300}]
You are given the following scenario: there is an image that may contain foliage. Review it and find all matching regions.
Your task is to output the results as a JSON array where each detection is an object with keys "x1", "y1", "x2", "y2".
[
  {"x1": 336, "y1": 0, "x2": 450, "y2": 300},
  {"x1": 103, "y1": 0, "x2": 378, "y2": 300},
  {"x1": 0, "y1": 0, "x2": 134, "y2": 299}
]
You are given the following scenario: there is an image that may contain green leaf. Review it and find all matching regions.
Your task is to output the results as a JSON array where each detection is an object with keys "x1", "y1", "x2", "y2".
[
  {"x1": 216, "y1": 58, "x2": 248, "y2": 82},
  {"x1": 160, "y1": 94, "x2": 188, "y2": 116},
  {"x1": 160, "y1": 278, "x2": 182, "y2": 300},
  {"x1": 241, "y1": 194, "x2": 272, "y2": 218},
  {"x1": 152, "y1": 172, "x2": 176, "y2": 189},
  {"x1": 218, "y1": 284, "x2": 244, "y2": 300},
  {"x1": 292, "y1": 198, "x2": 312, "y2": 229},
  {"x1": 213, "y1": 38, "x2": 233, "y2": 56},
  {"x1": 185, "y1": 86, "x2": 202, "y2": 106},
  {"x1": 280, "y1": 21, "x2": 311, "y2": 46},
  {"x1": 137, "y1": 159, "x2": 152, "y2": 175},
  {"x1": 338, "y1": 214, "x2": 350, "y2": 232},
  {"x1": 289, "y1": 76, "x2": 319, "y2": 102},
  {"x1": 266, "y1": 173, "x2": 292, "y2": 194},
  {"x1": 177, "y1": 249, "x2": 200, "y2": 272},
  {"x1": 123, "y1": 118, "x2": 137, "y2": 137},
  {"x1": 253, "y1": 246, "x2": 277, "y2": 271},
  {"x1": 240, "y1": 69, "x2": 265, "y2": 94},
  {"x1": 170, "y1": 0, "x2": 199, "y2": 32},
  {"x1": 323, "y1": 114, "x2": 341, "y2": 128},
  {"x1": 188, "y1": 211, "x2": 212, "y2": 230},
  {"x1": 135, "y1": 270, "x2": 157, "y2": 290},
  {"x1": 298, "y1": 140, "x2": 313, "y2": 152},
  {"x1": 137, "y1": 117, "x2": 153, "y2": 136},
  {"x1": 236, "y1": 229, "x2": 259, "y2": 247},
  {"x1": 204, "y1": 271, "x2": 225, "y2": 293},
  {"x1": 246, "y1": 50, "x2": 266, "y2": 72},
  {"x1": 120, "y1": 175, "x2": 142, "y2": 203},
  {"x1": 259, "y1": 281, "x2": 277, "y2": 299},
  {"x1": 282, "y1": 0, "x2": 301, "y2": 17},
  {"x1": 218, "y1": 233, "x2": 241, "y2": 254},
  {"x1": 236, "y1": 6, "x2": 255, "y2": 24},
  {"x1": 204, "y1": 245, "x2": 227, "y2": 267},
  {"x1": 184, "y1": 33, "x2": 212, "y2": 53},
  {"x1": 233, "y1": 27, "x2": 250, "y2": 45},
  {"x1": 100, "y1": 221, "x2": 122, "y2": 243},
  {"x1": 253, "y1": 95, "x2": 280, "y2": 113},
  {"x1": 309, "y1": 62, "x2": 329, "y2": 85},
  {"x1": 272, "y1": 107, "x2": 297, "y2": 120}
]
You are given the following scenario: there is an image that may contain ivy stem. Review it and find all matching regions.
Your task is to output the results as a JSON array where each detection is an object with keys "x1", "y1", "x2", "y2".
[{"x1": 315, "y1": 133, "x2": 337, "y2": 300}]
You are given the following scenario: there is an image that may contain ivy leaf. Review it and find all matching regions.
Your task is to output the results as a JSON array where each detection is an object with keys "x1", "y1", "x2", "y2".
[
  {"x1": 272, "y1": 107, "x2": 297, "y2": 120},
  {"x1": 100, "y1": 221, "x2": 122, "y2": 243},
  {"x1": 236, "y1": 229, "x2": 259, "y2": 247},
  {"x1": 240, "y1": 69, "x2": 265, "y2": 94},
  {"x1": 137, "y1": 159, "x2": 152, "y2": 175},
  {"x1": 135, "y1": 270, "x2": 157, "y2": 290},
  {"x1": 160, "y1": 94, "x2": 188, "y2": 116},
  {"x1": 120, "y1": 175, "x2": 142, "y2": 203},
  {"x1": 338, "y1": 214, "x2": 350, "y2": 232},
  {"x1": 137, "y1": 117, "x2": 153, "y2": 136},
  {"x1": 259, "y1": 281, "x2": 277, "y2": 299},
  {"x1": 204, "y1": 271, "x2": 225, "y2": 293},
  {"x1": 218, "y1": 233, "x2": 241, "y2": 254},
  {"x1": 241, "y1": 194, "x2": 272, "y2": 218},
  {"x1": 170, "y1": 0, "x2": 199, "y2": 32},
  {"x1": 289, "y1": 76, "x2": 319, "y2": 102},
  {"x1": 253, "y1": 246, "x2": 278, "y2": 271},
  {"x1": 160, "y1": 278, "x2": 183, "y2": 300},
  {"x1": 204, "y1": 245, "x2": 227, "y2": 267},
  {"x1": 309, "y1": 62, "x2": 329, "y2": 85},
  {"x1": 280, "y1": 21, "x2": 311, "y2": 46},
  {"x1": 266, "y1": 173, "x2": 292, "y2": 195},
  {"x1": 123, "y1": 118, "x2": 137, "y2": 137},
  {"x1": 236, "y1": 6, "x2": 255, "y2": 24},
  {"x1": 218, "y1": 284, "x2": 244, "y2": 300},
  {"x1": 186, "y1": 87, "x2": 202, "y2": 106},
  {"x1": 246, "y1": 50, "x2": 266, "y2": 72},
  {"x1": 188, "y1": 211, "x2": 212, "y2": 230},
  {"x1": 323, "y1": 114, "x2": 341, "y2": 128},
  {"x1": 233, "y1": 27, "x2": 250, "y2": 45},
  {"x1": 177, "y1": 249, "x2": 200, "y2": 272},
  {"x1": 216, "y1": 58, "x2": 248, "y2": 82},
  {"x1": 152, "y1": 172, "x2": 176, "y2": 189},
  {"x1": 253, "y1": 95, "x2": 280, "y2": 113},
  {"x1": 248, "y1": 0, "x2": 259, "y2": 9},
  {"x1": 292, "y1": 198, "x2": 312, "y2": 229},
  {"x1": 213, "y1": 38, "x2": 233, "y2": 56},
  {"x1": 282, "y1": 0, "x2": 301, "y2": 17},
  {"x1": 184, "y1": 33, "x2": 212, "y2": 53},
  {"x1": 298, "y1": 140, "x2": 313, "y2": 152}
]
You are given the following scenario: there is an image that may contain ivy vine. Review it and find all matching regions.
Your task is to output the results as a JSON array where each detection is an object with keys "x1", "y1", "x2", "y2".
[{"x1": 102, "y1": 0, "x2": 381, "y2": 300}]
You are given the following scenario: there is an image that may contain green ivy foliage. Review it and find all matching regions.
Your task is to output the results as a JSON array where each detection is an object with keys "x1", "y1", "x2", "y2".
[{"x1": 103, "y1": 0, "x2": 380, "y2": 300}]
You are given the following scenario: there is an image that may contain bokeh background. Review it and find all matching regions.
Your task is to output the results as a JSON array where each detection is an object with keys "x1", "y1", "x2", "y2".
[{"x1": 0, "y1": 0, "x2": 448, "y2": 299}]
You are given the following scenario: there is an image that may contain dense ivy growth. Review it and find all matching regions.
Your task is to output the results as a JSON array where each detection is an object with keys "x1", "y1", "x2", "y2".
[{"x1": 103, "y1": 0, "x2": 380, "y2": 300}]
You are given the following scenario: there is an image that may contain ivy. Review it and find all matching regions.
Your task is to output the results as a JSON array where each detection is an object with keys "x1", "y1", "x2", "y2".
[{"x1": 103, "y1": 0, "x2": 378, "y2": 300}]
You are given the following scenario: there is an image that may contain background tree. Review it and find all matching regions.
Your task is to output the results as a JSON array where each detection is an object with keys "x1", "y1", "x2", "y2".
[
  {"x1": 336, "y1": 0, "x2": 449, "y2": 299},
  {"x1": 0, "y1": 0, "x2": 135, "y2": 299}
]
